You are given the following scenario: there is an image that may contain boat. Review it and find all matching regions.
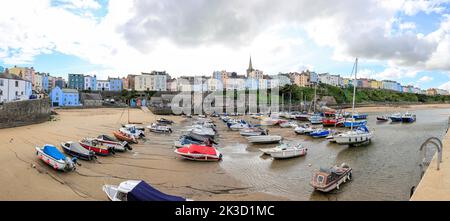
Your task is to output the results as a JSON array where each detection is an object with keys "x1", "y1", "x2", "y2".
[
  {"x1": 352, "y1": 113, "x2": 368, "y2": 120},
  {"x1": 279, "y1": 121, "x2": 298, "y2": 128},
  {"x1": 147, "y1": 123, "x2": 173, "y2": 133},
  {"x1": 80, "y1": 138, "x2": 114, "y2": 156},
  {"x1": 334, "y1": 125, "x2": 373, "y2": 145},
  {"x1": 211, "y1": 112, "x2": 220, "y2": 117},
  {"x1": 122, "y1": 124, "x2": 145, "y2": 132},
  {"x1": 402, "y1": 112, "x2": 416, "y2": 123},
  {"x1": 389, "y1": 113, "x2": 403, "y2": 122},
  {"x1": 311, "y1": 163, "x2": 352, "y2": 193},
  {"x1": 309, "y1": 129, "x2": 331, "y2": 138},
  {"x1": 174, "y1": 144, "x2": 223, "y2": 162},
  {"x1": 309, "y1": 114, "x2": 323, "y2": 124},
  {"x1": 188, "y1": 131, "x2": 217, "y2": 143},
  {"x1": 61, "y1": 141, "x2": 97, "y2": 161},
  {"x1": 294, "y1": 124, "x2": 314, "y2": 135},
  {"x1": 326, "y1": 131, "x2": 342, "y2": 143},
  {"x1": 260, "y1": 117, "x2": 280, "y2": 126},
  {"x1": 343, "y1": 119, "x2": 367, "y2": 128},
  {"x1": 296, "y1": 113, "x2": 311, "y2": 121},
  {"x1": 95, "y1": 136, "x2": 130, "y2": 152},
  {"x1": 120, "y1": 126, "x2": 145, "y2": 139},
  {"x1": 228, "y1": 120, "x2": 250, "y2": 131},
  {"x1": 188, "y1": 125, "x2": 216, "y2": 137},
  {"x1": 376, "y1": 116, "x2": 389, "y2": 121},
  {"x1": 103, "y1": 180, "x2": 187, "y2": 201},
  {"x1": 247, "y1": 135, "x2": 282, "y2": 144},
  {"x1": 157, "y1": 118, "x2": 174, "y2": 125},
  {"x1": 240, "y1": 127, "x2": 268, "y2": 137},
  {"x1": 322, "y1": 117, "x2": 344, "y2": 127},
  {"x1": 113, "y1": 131, "x2": 138, "y2": 144},
  {"x1": 36, "y1": 145, "x2": 77, "y2": 172},
  {"x1": 268, "y1": 144, "x2": 307, "y2": 159}
]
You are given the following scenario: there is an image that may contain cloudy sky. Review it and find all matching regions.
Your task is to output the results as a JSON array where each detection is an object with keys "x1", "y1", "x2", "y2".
[{"x1": 1, "y1": 0, "x2": 450, "y2": 90}]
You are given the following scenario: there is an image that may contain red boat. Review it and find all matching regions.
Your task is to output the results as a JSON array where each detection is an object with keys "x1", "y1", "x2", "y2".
[
  {"x1": 174, "y1": 144, "x2": 223, "y2": 162},
  {"x1": 323, "y1": 111, "x2": 336, "y2": 118},
  {"x1": 322, "y1": 118, "x2": 344, "y2": 127},
  {"x1": 80, "y1": 138, "x2": 113, "y2": 156}
]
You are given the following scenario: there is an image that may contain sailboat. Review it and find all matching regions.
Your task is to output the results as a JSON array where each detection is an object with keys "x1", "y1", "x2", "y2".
[
  {"x1": 308, "y1": 83, "x2": 323, "y2": 124},
  {"x1": 335, "y1": 58, "x2": 373, "y2": 146}
]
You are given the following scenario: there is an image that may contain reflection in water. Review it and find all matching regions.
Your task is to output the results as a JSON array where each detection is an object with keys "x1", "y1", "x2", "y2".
[{"x1": 217, "y1": 108, "x2": 450, "y2": 201}]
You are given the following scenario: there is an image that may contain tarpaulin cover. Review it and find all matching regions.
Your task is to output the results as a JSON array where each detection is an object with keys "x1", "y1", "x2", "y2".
[
  {"x1": 128, "y1": 181, "x2": 186, "y2": 201},
  {"x1": 178, "y1": 145, "x2": 217, "y2": 155},
  {"x1": 43, "y1": 145, "x2": 66, "y2": 161}
]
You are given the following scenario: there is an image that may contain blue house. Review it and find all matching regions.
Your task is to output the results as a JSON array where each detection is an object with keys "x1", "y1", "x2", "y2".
[
  {"x1": 109, "y1": 77, "x2": 123, "y2": 91},
  {"x1": 42, "y1": 73, "x2": 49, "y2": 92},
  {"x1": 68, "y1": 74, "x2": 85, "y2": 90},
  {"x1": 50, "y1": 86, "x2": 81, "y2": 107}
]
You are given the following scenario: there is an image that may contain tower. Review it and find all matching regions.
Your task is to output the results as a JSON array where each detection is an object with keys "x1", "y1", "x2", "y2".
[{"x1": 247, "y1": 56, "x2": 254, "y2": 77}]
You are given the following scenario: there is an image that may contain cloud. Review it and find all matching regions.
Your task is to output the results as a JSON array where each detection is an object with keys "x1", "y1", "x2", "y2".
[{"x1": 418, "y1": 75, "x2": 434, "y2": 82}]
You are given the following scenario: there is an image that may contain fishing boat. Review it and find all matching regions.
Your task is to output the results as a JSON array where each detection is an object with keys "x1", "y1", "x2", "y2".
[
  {"x1": 36, "y1": 145, "x2": 77, "y2": 172},
  {"x1": 376, "y1": 116, "x2": 389, "y2": 121},
  {"x1": 174, "y1": 144, "x2": 223, "y2": 162},
  {"x1": 80, "y1": 138, "x2": 114, "y2": 156},
  {"x1": 103, "y1": 180, "x2": 187, "y2": 201},
  {"x1": 309, "y1": 129, "x2": 331, "y2": 138},
  {"x1": 310, "y1": 163, "x2": 352, "y2": 193},
  {"x1": 389, "y1": 113, "x2": 402, "y2": 122},
  {"x1": 268, "y1": 144, "x2": 307, "y2": 159},
  {"x1": 61, "y1": 141, "x2": 97, "y2": 161},
  {"x1": 402, "y1": 112, "x2": 416, "y2": 123},
  {"x1": 147, "y1": 123, "x2": 173, "y2": 133},
  {"x1": 157, "y1": 118, "x2": 174, "y2": 125},
  {"x1": 113, "y1": 131, "x2": 138, "y2": 144},
  {"x1": 279, "y1": 121, "x2": 298, "y2": 128},
  {"x1": 334, "y1": 125, "x2": 373, "y2": 145},
  {"x1": 95, "y1": 136, "x2": 129, "y2": 152},
  {"x1": 240, "y1": 127, "x2": 268, "y2": 137},
  {"x1": 309, "y1": 114, "x2": 323, "y2": 125},
  {"x1": 247, "y1": 135, "x2": 282, "y2": 144}
]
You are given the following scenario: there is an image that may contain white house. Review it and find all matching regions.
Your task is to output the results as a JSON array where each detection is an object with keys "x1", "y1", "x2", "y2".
[
  {"x1": 0, "y1": 73, "x2": 32, "y2": 103},
  {"x1": 97, "y1": 80, "x2": 110, "y2": 91},
  {"x1": 135, "y1": 71, "x2": 168, "y2": 91},
  {"x1": 318, "y1": 73, "x2": 343, "y2": 87}
]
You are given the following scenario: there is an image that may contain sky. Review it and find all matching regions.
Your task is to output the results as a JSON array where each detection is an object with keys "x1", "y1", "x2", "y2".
[{"x1": 1, "y1": 0, "x2": 450, "y2": 91}]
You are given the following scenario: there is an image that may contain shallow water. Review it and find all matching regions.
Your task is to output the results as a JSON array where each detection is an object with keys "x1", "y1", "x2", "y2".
[{"x1": 213, "y1": 109, "x2": 450, "y2": 201}]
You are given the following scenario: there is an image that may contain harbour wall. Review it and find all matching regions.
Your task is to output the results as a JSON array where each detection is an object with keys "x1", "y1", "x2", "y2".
[
  {"x1": 410, "y1": 117, "x2": 450, "y2": 200},
  {"x1": 0, "y1": 99, "x2": 51, "y2": 129}
]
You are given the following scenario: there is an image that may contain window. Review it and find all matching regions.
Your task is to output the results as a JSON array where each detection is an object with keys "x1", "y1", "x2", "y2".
[
  {"x1": 0, "y1": 90, "x2": 2, "y2": 96},
  {"x1": 0, "y1": 80, "x2": 3, "y2": 86},
  {"x1": 15, "y1": 81, "x2": 19, "y2": 87}
]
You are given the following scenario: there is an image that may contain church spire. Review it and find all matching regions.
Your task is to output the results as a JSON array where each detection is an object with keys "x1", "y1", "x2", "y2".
[{"x1": 247, "y1": 56, "x2": 254, "y2": 77}]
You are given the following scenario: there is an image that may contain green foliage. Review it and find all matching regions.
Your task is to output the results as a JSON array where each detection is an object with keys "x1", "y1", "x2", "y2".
[{"x1": 281, "y1": 84, "x2": 450, "y2": 104}]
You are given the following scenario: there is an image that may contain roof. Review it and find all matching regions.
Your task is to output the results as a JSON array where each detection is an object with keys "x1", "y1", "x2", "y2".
[
  {"x1": 62, "y1": 88, "x2": 79, "y2": 93},
  {"x1": 0, "y1": 72, "x2": 28, "y2": 81}
]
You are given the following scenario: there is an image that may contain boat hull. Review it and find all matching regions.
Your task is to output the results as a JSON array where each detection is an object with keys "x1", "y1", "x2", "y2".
[
  {"x1": 247, "y1": 136, "x2": 282, "y2": 144},
  {"x1": 270, "y1": 148, "x2": 307, "y2": 159},
  {"x1": 334, "y1": 132, "x2": 373, "y2": 145},
  {"x1": 61, "y1": 146, "x2": 95, "y2": 161},
  {"x1": 36, "y1": 147, "x2": 73, "y2": 171},
  {"x1": 311, "y1": 170, "x2": 352, "y2": 193},
  {"x1": 80, "y1": 143, "x2": 111, "y2": 156}
]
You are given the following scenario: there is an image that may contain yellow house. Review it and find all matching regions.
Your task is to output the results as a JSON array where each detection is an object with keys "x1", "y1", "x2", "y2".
[{"x1": 370, "y1": 80, "x2": 382, "y2": 89}]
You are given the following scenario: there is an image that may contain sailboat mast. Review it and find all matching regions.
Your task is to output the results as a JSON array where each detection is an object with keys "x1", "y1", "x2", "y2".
[
  {"x1": 351, "y1": 58, "x2": 358, "y2": 130},
  {"x1": 313, "y1": 83, "x2": 317, "y2": 113}
]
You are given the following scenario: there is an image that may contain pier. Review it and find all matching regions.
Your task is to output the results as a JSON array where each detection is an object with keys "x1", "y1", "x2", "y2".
[{"x1": 410, "y1": 117, "x2": 450, "y2": 201}]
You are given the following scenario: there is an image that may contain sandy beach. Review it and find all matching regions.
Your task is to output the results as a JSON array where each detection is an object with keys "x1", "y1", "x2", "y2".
[{"x1": 0, "y1": 108, "x2": 283, "y2": 201}]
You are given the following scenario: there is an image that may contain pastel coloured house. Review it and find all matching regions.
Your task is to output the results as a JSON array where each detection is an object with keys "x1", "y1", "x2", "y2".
[{"x1": 50, "y1": 86, "x2": 81, "y2": 107}]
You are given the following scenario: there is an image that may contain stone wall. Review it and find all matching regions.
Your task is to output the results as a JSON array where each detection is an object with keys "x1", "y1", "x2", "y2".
[{"x1": 0, "y1": 98, "x2": 51, "y2": 129}]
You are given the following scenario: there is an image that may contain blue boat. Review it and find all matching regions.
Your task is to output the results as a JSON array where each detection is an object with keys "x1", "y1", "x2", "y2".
[
  {"x1": 401, "y1": 112, "x2": 416, "y2": 123},
  {"x1": 310, "y1": 129, "x2": 331, "y2": 138},
  {"x1": 343, "y1": 120, "x2": 367, "y2": 128},
  {"x1": 352, "y1": 113, "x2": 368, "y2": 120},
  {"x1": 103, "y1": 180, "x2": 187, "y2": 201},
  {"x1": 389, "y1": 113, "x2": 402, "y2": 122}
]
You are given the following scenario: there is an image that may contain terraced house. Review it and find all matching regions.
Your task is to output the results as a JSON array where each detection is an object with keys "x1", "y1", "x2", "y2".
[{"x1": 0, "y1": 72, "x2": 33, "y2": 103}]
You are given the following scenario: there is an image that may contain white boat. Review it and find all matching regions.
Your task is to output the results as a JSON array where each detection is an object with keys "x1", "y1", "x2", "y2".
[
  {"x1": 36, "y1": 145, "x2": 77, "y2": 172},
  {"x1": 120, "y1": 126, "x2": 145, "y2": 139},
  {"x1": 294, "y1": 124, "x2": 314, "y2": 134},
  {"x1": 269, "y1": 144, "x2": 308, "y2": 159},
  {"x1": 229, "y1": 122, "x2": 250, "y2": 131},
  {"x1": 311, "y1": 163, "x2": 352, "y2": 193},
  {"x1": 260, "y1": 117, "x2": 280, "y2": 126},
  {"x1": 188, "y1": 125, "x2": 216, "y2": 137},
  {"x1": 279, "y1": 121, "x2": 298, "y2": 128},
  {"x1": 335, "y1": 58, "x2": 373, "y2": 146},
  {"x1": 247, "y1": 135, "x2": 282, "y2": 144},
  {"x1": 334, "y1": 126, "x2": 373, "y2": 145},
  {"x1": 95, "y1": 137, "x2": 129, "y2": 152},
  {"x1": 309, "y1": 114, "x2": 323, "y2": 124},
  {"x1": 103, "y1": 180, "x2": 188, "y2": 201},
  {"x1": 240, "y1": 128, "x2": 268, "y2": 136},
  {"x1": 147, "y1": 123, "x2": 172, "y2": 133},
  {"x1": 122, "y1": 124, "x2": 145, "y2": 132}
]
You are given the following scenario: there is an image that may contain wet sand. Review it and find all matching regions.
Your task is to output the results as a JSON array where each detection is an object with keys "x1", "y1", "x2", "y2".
[{"x1": 0, "y1": 108, "x2": 284, "y2": 201}]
